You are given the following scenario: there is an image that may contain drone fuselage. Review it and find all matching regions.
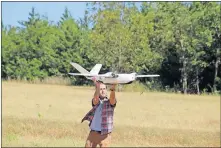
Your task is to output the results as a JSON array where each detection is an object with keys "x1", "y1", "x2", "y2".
[{"x1": 91, "y1": 73, "x2": 136, "y2": 85}]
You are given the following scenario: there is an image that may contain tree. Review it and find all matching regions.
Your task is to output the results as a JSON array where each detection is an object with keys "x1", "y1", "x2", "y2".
[
  {"x1": 203, "y1": 2, "x2": 221, "y2": 92},
  {"x1": 87, "y1": 2, "x2": 162, "y2": 75},
  {"x1": 17, "y1": 7, "x2": 59, "y2": 80},
  {"x1": 55, "y1": 7, "x2": 85, "y2": 84}
]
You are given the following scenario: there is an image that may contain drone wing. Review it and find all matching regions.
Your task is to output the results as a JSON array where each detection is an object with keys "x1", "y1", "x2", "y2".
[
  {"x1": 68, "y1": 73, "x2": 114, "y2": 78},
  {"x1": 136, "y1": 74, "x2": 160, "y2": 78}
]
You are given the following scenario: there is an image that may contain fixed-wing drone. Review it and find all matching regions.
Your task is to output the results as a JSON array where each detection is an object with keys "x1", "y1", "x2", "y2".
[{"x1": 68, "y1": 62, "x2": 160, "y2": 84}]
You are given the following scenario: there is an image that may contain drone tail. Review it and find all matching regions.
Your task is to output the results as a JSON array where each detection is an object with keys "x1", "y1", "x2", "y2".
[{"x1": 90, "y1": 64, "x2": 102, "y2": 75}]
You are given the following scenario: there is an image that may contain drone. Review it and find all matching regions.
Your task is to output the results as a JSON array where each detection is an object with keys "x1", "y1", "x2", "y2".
[{"x1": 68, "y1": 62, "x2": 160, "y2": 85}]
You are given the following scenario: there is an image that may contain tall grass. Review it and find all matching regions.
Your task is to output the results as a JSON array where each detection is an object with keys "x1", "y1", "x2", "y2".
[
  {"x1": 120, "y1": 81, "x2": 148, "y2": 92},
  {"x1": 3, "y1": 76, "x2": 73, "y2": 86},
  {"x1": 2, "y1": 77, "x2": 221, "y2": 96}
]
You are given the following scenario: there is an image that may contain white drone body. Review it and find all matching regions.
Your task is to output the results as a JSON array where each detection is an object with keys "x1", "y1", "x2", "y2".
[{"x1": 68, "y1": 62, "x2": 160, "y2": 85}]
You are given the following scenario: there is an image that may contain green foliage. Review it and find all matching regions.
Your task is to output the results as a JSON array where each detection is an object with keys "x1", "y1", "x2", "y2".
[{"x1": 2, "y1": 2, "x2": 220, "y2": 94}]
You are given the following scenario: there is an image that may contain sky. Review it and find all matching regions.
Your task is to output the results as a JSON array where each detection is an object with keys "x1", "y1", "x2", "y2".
[
  {"x1": 2, "y1": 2, "x2": 143, "y2": 27},
  {"x1": 2, "y1": 1, "x2": 221, "y2": 27},
  {"x1": 2, "y1": 2, "x2": 87, "y2": 27}
]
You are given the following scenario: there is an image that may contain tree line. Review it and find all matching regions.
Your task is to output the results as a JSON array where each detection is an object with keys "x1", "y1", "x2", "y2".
[{"x1": 2, "y1": 2, "x2": 221, "y2": 94}]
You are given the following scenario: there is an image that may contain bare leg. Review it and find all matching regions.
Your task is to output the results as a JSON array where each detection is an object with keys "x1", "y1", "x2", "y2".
[
  {"x1": 99, "y1": 133, "x2": 111, "y2": 148},
  {"x1": 85, "y1": 131, "x2": 98, "y2": 148}
]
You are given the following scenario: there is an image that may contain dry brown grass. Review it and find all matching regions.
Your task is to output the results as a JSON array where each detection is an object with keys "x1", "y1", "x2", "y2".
[{"x1": 2, "y1": 81, "x2": 220, "y2": 147}]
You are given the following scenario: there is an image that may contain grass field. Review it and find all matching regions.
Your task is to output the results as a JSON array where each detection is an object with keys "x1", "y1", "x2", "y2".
[{"x1": 2, "y1": 82, "x2": 220, "y2": 147}]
